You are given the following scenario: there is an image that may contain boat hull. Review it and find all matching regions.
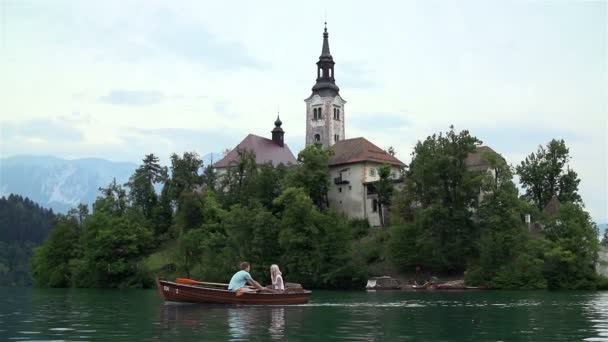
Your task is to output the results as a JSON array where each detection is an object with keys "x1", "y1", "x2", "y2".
[{"x1": 156, "y1": 279, "x2": 311, "y2": 305}]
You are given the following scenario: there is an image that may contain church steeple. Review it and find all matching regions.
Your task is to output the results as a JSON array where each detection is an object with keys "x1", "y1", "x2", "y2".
[
  {"x1": 312, "y1": 22, "x2": 340, "y2": 97},
  {"x1": 305, "y1": 22, "x2": 346, "y2": 149},
  {"x1": 271, "y1": 114, "x2": 284, "y2": 147}
]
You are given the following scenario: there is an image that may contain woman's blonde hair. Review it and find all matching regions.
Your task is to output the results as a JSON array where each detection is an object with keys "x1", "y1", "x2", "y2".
[{"x1": 270, "y1": 264, "x2": 282, "y2": 285}]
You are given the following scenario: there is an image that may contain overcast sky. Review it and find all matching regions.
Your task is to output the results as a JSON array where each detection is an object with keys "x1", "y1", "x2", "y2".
[{"x1": 0, "y1": 0, "x2": 606, "y2": 223}]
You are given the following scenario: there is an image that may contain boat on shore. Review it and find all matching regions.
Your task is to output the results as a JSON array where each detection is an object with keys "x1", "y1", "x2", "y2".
[
  {"x1": 156, "y1": 278, "x2": 312, "y2": 305},
  {"x1": 366, "y1": 277, "x2": 484, "y2": 291},
  {"x1": 365, "y1": 276, "x2": 401, "y2": 290}
]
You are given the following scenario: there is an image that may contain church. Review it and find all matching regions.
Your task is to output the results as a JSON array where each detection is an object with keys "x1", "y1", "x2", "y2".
[{"x1": 215, "y1": 23, "x2": 405, "y2": 227}]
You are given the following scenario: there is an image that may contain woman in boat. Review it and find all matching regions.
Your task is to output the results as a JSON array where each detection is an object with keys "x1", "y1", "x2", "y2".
[{"x1": 270, "y1": 264, "x2": 285, "y2": 291}]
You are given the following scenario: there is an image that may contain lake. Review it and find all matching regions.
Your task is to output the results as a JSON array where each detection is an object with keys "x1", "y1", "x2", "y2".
[{"x1": 1, "y1": 288, "x2": 607, "y2": 341}]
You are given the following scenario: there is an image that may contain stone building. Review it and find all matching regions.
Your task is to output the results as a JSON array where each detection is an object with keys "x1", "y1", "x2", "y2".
[
  {"x1": 327, "y1": 137, "x2": 405, "y2": 227},
  {"x1": 303, "y1": 24, "x2": 405, "y2": 226},
  {"x1": 304, "y1": 23, "x2": 346, "y2": 148}
]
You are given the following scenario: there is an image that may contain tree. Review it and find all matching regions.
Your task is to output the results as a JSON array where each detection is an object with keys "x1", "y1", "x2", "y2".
[
  {"x1": 284, "y1": 145, "x2": 332, "y2": 210},
  {"x1": 31, "y1": 215, "x2": 80, "y2": 287},
  {"x1": 219, "y1": 149, "x2": 258, "y2": 207},
  {"x1": 169, "y1": 152, "x2": 204, "y2": 204},
  {"x1": 516, "y1": 139, "x2": 582, "y2": 211},
  {"x1": 202, "y1": 164, "x2": 217, "y2": 192},
  {"x1": 274, "y1": 187, "x2": 322, "y2": 285},
  {"x1": 95, "y1": 179, "x2": 129, "y2": 216},
  {"x1": 472, "y1": 162, "x2": 537, "y2": 288},
  {"x1": 151, "y1": 183, "x2": 173, "y2": 239},
  {"x1": 376, "y1": 164, "x2": 394, "y2": 227},
  {"x1": 541, "y1": 203, "x2": 599, "y2": 289},
  {"x1": 390, "y1": 127, "x2": 483, "y2": 272},
  {"x1": 126, "y1": 154, "x2": 168, "y2": 220}
]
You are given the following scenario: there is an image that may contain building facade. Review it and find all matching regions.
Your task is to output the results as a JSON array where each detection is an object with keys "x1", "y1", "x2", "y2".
[
  {"x1": 305, "y1": 24, "x2": 346, "y2": 148},
  {"x1": 327, "y1": 137, "x2": 405, "y2": 227}
]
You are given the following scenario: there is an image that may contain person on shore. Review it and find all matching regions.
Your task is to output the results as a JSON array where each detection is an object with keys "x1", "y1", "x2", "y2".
[
  {"x1": 228, "y1": 262, "x2": 265, "y2": 292},
  {"x1": 270, "y1": 264, "x2": 285, "y2": 291}
]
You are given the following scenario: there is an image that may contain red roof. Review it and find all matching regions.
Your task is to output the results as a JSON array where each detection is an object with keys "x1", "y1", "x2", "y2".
[
  {"x1": 328, "y1": 137, "x2": 405, "y2": 167},
  {"x1": 214, "y1": 134, "x2": 297, "y2": 168}
]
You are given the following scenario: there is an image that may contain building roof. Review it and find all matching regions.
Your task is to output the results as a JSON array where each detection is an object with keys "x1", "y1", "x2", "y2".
[
  {"x1": 214, "y1": 134, "x2": 297, "y2": 168},
  {"x1": 328, "y1": 137, "x2": 405, "y2": 167},
  {"x1": 544, "y1": 195, "x2": 561, "y2": 217},
  {"x1": 465, "y1": 146, "x2": 504, "y2": 172}
]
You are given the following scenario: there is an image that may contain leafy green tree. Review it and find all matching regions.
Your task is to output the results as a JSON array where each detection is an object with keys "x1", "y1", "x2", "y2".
[
  {"x1": 175, "y1": 191, "x2": 205, "y2": 232},
  {"x1": 601, "y1": 229, "x2": 608, "y2": 247},
  {"x1": 390, "y1": 127, "x2": 482, "y2": 272},
  {"x1": 224, "y1": 203, "x2": 281, "y2": 280},
  {"x1": 542, "y1": 203, "x2": 599, "y2": 289},
  {"x1": 95, "y1": 179, "x2": 129, "y2": 216},
  {"x1": 151, "y1": 183, "x2": 173, "y2": 239},
  {"x1": 218, "y1": 149, "x2": 259, "y2": 207},
  {"x1": 82, "y1": 211, "x2": 153, "y2": 287},
  {"x1": 284, "y1": 145, "x2": 332, "y2": 210},
  {"x1": 32, "y1": 215, "x2": 80, "y2": 287},
  {"x1": 376, "y1": 164, "x2": 394, "y2": 227},
  {"x1": 516, "y1": 139, "x2": 582, "y2": 211},
  {"x1": 126, "y1": 154, "x2": 168, "y2": 219},
  {"x1": 169, "y1": 152, "x2": 203, "y2": 203},
  {"x1": 473, "y1": 161, "x2": 533, "y2": 287},
  {"x1": 274, "y1": 187, "x2": 322, "y2": 285},
  {"x1": 202, "y1": 164, "x2": 218, "y2": 191}
]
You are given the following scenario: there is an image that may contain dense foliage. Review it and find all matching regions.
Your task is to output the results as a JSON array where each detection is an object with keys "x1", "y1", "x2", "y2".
[
  {"x1": 30, "y1": 131, "x2": 604, "y2": 290},
  {"x1": 388, "y1": 128, "x2": 602, "y2": 289},
  {"x1": 0, "y1": 194, "x2": 56, "y2": 286}
]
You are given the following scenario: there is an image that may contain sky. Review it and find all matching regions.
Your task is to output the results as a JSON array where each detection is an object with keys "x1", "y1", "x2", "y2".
[{"x1": 0, "y1": 0, "x2": 606, "y2": 223}]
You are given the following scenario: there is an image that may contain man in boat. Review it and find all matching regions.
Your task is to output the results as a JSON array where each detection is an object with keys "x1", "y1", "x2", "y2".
[{"x1": 228, "y1": 262, "x2": 265, "y2": 292}]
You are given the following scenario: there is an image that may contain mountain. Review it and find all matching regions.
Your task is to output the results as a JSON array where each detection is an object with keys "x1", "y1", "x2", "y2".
[
  {"x1": 0, "y1": 155, "x2": 137, "y2": 213},
  {"x1": 0, "y1": 153, "x2": 224, "y2": 214}
]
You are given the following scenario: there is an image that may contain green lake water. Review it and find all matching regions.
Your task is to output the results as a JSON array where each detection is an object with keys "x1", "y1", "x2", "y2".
[{"x1": 1, "y1": 288, "x2": 607, "y2": 341}]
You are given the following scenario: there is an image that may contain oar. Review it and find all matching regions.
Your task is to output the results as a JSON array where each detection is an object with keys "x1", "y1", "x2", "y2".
[
  {"x1": 175, "y1": 277, "x2": 202, "y2": 285},
  {"x1": 175, "y1": 278, "x2": 255, "y2": 289}
]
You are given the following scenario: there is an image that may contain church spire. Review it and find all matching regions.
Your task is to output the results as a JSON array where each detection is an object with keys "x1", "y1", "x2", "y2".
[
  {"x1": 271, "y1": 113, "x2": 284, "y2": 147},
  {"x1": 321, "y1": 22, "x2": 331, "y2": 57},
  {"x1": 311, "y1": 22, "x2": 339, "y2": 97}
]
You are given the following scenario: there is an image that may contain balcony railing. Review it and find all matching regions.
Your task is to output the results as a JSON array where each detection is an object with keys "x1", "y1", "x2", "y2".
[{"x1": 334, "y1": 176, "x2": 349, "y2": 185}]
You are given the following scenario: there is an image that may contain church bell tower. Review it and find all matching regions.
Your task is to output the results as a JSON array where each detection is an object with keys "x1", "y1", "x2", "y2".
[{"x1": 305, "y1": 23, "x2": 346, "y2": 148}]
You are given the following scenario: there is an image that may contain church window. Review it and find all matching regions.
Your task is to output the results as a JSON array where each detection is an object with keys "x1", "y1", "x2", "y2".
[
  {"x1": 338, "y1": 187, "x2": 342, "y2": 193},
  {"x1": 313, "y1": 108, "x2": 318, "y2": 120},
  {"x1": 337, "y1": 109, "x2": 340, "y2": 120},
  {"x1": 329, "y1": 69, "x2": 332, "y2": 77},
  {"x1": 318, "y1": 108, "x2": 322, "y2": 118},
  {"x1": 314, "y1": 134, "x2": 321, "y2": 142},
  {"x1": 334, "y1": 134, "x2": 340, "y2": 142}
]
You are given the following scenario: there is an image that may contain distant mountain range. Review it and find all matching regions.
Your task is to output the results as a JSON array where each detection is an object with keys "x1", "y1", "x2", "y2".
[
  {"x1": 599, "y1": 224, "x2": 607, "y2": 239},
  {"x1": 0, "y1": 153, "x2": 223, "y2": 213}
]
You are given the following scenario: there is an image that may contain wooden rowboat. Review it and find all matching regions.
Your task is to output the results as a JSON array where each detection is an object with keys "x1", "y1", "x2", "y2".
[{"x1": 156, "y1": 278, "x2": 312, "y2": 305}]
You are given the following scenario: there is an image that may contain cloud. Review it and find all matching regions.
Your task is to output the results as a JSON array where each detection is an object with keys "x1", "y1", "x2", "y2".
[
  {"x1": 100, "y1": 90, "x2": 166, "y2": 106},
  {"x1": 338, "y1": 62, "x2": 376, "y2": 89},
  {"x1": 1, "y1": 118, "x2": 84, "y2": 142},
  {"x1": 349, "y1": 112, "x2": 411, "y2": 130},
  {"x1": 472, "y1": 124, "x2": 586, "y2": 155}
]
